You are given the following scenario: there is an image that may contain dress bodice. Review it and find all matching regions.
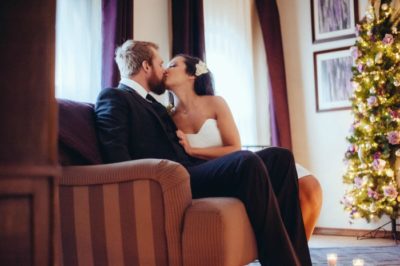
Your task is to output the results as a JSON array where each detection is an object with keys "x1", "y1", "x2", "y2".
[{"x1": 185, "y1": 119, "x2": 223, "y2": 148}]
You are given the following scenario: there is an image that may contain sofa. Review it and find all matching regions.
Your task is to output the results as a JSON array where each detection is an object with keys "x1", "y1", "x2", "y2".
[{"x1": 57, "y1": 99, "x2": 258, "y2": 266}]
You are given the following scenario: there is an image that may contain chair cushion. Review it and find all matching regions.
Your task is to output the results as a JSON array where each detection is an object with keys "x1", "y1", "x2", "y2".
[{"x1": 58, "y1": 99, "x2": 102, "y2": 165}]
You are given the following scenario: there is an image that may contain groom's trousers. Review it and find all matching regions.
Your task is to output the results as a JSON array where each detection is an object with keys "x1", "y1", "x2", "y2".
[{"x1": 186, "y1": 147, "x2": 311, "y2": 266}]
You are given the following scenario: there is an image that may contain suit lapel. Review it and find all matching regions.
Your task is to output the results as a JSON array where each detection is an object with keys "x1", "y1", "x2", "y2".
[
  {"x1": 118, "y1": 84, "x2": 160, "y2": 116},
  {"x1": 117, "y1": 84, "x2": 173, "y2": 136}
]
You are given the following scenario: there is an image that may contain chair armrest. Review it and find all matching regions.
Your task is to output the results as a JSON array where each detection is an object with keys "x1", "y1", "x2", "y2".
[
  {"x1": 59, "y1": 159, "x2": 191, "y2": 266},
  {"x1": 182, "y1": 198, "x2": 258, "y2": 266},
  {"x1": 61, "y1": 159, "x2": 189, "y2": 189}
]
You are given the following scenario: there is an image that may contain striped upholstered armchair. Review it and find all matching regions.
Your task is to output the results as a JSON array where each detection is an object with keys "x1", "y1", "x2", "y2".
[{"x1": 57, "y1": 99, "x2": 257, "y2": 266}]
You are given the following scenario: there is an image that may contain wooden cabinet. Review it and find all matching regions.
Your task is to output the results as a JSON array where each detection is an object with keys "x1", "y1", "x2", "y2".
[
  {"x1": 0, "y1": 0, "x2": 58, "y2": 265},
  {"x1": 0, "y1": 174, "x2": 57, "y2": 265}
]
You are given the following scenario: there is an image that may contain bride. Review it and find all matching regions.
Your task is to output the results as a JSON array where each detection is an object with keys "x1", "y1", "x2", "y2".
[{"x1": 164, "y1": 54, "x2": 322, "y2": 240}]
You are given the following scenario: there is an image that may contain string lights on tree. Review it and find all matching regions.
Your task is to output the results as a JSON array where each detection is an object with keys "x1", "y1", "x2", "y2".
[{"x1": 342, "y1": 0, "x2": 400, "y2": 222}]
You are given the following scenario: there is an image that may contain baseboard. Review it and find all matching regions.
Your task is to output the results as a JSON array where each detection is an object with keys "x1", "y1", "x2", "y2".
[{"x1": 314, "y1": 227, "x2": 393, "y2": 239}]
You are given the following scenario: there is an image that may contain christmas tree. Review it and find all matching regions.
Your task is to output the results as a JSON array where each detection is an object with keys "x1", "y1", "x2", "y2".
[{"x1": 343, "y1": 0, "x2": 400, "y2": 222}]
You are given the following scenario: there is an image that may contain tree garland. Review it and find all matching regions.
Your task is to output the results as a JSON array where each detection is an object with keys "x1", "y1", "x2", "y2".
[{"x1": 342, "y1": 0, "x2": 400, "y2": 222}]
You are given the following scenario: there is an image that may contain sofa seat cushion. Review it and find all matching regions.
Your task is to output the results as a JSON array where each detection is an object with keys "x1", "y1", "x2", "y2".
[
  {"x1": 58, "y1": 99, "x2": 102, "y2": 165},
  {"x1": 182, "y1": 197, "x2": 258, "y2": 266}
]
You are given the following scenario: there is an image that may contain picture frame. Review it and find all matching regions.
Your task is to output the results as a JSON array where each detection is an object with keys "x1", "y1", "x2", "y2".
[
  {"x1": 311, "y1": 0, "x2": 358, "y2": 43},
  {"x1": 314, "y1": 46, "x2": 353, "y2": 112}
]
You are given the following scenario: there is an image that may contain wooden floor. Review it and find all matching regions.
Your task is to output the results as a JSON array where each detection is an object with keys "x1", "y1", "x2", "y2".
[
  {"x1": 247, "y1": 234, "x2": 397, "y2": 266},
  {"x1": 309, "y1": 234, "x2": 396, "y2": 248}
]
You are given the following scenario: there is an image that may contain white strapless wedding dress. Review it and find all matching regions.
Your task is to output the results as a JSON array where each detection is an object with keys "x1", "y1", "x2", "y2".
[
  {"x1": 184, "y1": 118, "x2": 311, "y2": 178},
  {"x1": 185, "y1": 119, "x2": 223, "y2": 148}
]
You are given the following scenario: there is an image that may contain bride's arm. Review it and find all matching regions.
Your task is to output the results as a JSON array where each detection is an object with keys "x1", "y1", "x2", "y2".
[{"x1": 178, "y1": 97, "x2": 241, "y2": 160}]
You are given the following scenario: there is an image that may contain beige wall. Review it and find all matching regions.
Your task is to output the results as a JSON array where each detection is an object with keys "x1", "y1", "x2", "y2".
[
  {"x1": 134, "y1": 0, "x2": 172, "y2": 62},
  {"x1": 278, "y1": 0, "x2": 391, "y2": 230}
]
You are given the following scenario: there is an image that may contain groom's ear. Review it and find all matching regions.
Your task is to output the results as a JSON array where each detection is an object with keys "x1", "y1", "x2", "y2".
[{"x1": 142, "y1": 60, "x2": 151, "y2": 72}]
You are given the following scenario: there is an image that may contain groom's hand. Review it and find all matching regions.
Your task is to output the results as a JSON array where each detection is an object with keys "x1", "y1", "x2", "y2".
[{"x1": 176, "y1": 130, "x2": 192, "y2": 155}]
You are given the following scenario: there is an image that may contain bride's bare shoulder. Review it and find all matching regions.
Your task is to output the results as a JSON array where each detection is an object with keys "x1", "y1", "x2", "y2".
[{"x1": 199, "y1": 96, "x2": 230, "y2": 116}]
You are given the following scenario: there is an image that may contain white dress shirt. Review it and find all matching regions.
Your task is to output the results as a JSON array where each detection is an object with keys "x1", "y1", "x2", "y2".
[{"x1": 119, "y1": 77, "x2": 171, "y2": 106}]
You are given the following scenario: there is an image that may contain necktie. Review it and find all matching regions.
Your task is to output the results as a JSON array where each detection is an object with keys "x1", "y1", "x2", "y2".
[{"x1": 146, "y1": 93, "x2": 157, "y2": 103}]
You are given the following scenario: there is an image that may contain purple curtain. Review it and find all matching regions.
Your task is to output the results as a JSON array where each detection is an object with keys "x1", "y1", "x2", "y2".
[
  {"x1": 255, "y1": 0, "x2": 292, "y2": 150},
  {"x1": 171, "y1": 0, "x2": 205, "y2": 61},
  {"x1": 101, "y1": 0, "x2": 133, "y2": 89}
]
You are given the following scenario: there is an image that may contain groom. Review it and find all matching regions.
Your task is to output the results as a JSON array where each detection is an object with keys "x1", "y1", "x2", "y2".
[{"x1": 95, "y1": 40, "x2": 311, "y2": 266}]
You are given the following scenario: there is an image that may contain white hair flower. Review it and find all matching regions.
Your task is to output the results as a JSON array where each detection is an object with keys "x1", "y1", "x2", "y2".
[{"x1": 195, "y1": 61, "x2": 208, "y2": 76}]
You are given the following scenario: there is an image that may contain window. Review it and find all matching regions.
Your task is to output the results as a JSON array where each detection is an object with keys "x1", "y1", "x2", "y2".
[
  {"x1": 203, "y1": 0, "x2": 270, "y2": 146},
  {"x1": 55, "y1": 0, "x2": 102, "y2": 102}
]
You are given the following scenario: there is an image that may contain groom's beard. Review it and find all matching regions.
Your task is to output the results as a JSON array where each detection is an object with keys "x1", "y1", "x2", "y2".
[{"x1": 149, "y1": 72, "x2": 166, "y2": 95}]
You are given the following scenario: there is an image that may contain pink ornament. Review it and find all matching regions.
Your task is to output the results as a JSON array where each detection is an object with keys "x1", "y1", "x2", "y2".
[
  {"x1": 383, "y1": 185, "x2": 399, "y2": 199},
  {"x1": 387, "y1": 131, "x2": 400, "y2": 145},
  {"x1": 382, "y1": 34, "x2": 394, "y2": 45}
]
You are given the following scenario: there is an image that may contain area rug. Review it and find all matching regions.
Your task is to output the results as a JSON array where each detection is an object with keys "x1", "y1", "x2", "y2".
[{"x1": 310, "y1": 245, "x2": 400, "y2": 265}]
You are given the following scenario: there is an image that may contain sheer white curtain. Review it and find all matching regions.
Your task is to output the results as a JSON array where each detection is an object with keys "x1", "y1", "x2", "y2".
[
  {"x1": 203, "y1": 0, "x2": 270, "y2": 146},
  {"x1": 55, "y1": 0, "x2": 102, "y2": 103}
]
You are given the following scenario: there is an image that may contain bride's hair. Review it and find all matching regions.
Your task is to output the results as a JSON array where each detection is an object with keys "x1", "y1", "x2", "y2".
[{"x1": 176, "y1": 54, "x2": 215, "y2": 96}]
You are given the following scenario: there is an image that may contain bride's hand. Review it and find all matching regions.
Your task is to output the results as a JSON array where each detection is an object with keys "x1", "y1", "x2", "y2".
[{"x1": 176, "y1": 130, "x2": 192, "y2": 155}]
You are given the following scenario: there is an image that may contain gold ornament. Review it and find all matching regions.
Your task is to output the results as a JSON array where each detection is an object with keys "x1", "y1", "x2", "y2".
[{"x1": 375, "y1": 52, "x2": 383, "y2": 64}]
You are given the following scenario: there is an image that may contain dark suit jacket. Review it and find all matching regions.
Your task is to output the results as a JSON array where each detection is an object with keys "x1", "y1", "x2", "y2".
[{"x1": 95, "y1": 84, "x2": 194, "y2": 165}]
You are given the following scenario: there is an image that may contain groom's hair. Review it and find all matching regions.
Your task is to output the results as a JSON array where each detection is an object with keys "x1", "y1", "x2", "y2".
[
  {"x1": 115, "y1": 40, "x2": 159, "y2": 78},
  {"x1": 176, "y1": 54, "x2": 215, "y2": 96}
]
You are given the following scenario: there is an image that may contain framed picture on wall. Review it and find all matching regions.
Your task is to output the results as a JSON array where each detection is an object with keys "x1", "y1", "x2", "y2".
[
  {"x1": 311, "y1": 0, "x2": 358, "y2": 43},
  {"x1": 314, "y1": 47, "x2": 353, "y2": 112}
]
